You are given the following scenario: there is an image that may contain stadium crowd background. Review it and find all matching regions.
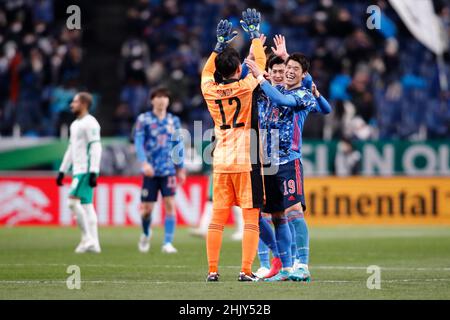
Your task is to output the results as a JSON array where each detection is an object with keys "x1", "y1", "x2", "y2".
[{"x1": 0, "y1": 0, "x2": 449, "y2": 141}]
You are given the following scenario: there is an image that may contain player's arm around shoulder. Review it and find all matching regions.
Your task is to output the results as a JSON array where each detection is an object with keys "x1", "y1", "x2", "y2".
[
  {"x1": 293, "y1": 88, "x2": 320, "y2": 112},
  {"x1": 311, "y1": 82, "x2": 332, "y2": 114}
]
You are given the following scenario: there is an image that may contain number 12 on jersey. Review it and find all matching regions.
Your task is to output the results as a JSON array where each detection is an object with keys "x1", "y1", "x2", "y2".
[{"x1": 215, "y1": 97, "x2": 244, "y2": 130}]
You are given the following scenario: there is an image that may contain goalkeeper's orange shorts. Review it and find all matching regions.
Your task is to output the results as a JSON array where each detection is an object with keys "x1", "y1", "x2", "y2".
[{"x1": 212, "y1": 170, "x2": 264, "y2": 209}]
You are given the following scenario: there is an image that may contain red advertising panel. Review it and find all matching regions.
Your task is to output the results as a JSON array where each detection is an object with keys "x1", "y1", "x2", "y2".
[{"x1": 0, "y1": 175, "x2": 209, "y2": 226}]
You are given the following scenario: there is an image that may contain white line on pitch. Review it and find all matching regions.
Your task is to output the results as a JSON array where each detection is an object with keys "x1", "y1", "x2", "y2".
[
  {"x1": 1, "y1": 264, "x2": 450, "y2": 272},
  {"x1": 1, "y1": 279, "x2": 450, "y2": 285}
]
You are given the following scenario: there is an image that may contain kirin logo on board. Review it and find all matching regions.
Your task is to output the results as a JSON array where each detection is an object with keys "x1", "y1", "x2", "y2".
[{"x1": 0, "y1": 182, "x2": 53, "y2": 226}]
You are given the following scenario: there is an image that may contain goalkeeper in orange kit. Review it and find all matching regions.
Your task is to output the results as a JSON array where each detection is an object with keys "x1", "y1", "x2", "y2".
[{"x1": 200, "y1": 8, "x2": 266, "y2": 282}]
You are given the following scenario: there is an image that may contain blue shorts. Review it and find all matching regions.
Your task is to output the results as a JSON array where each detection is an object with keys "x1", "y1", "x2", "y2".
[
  {"x1": 262, "y1": 159, "x2": 306, "y2": 213},
  {"x1": 141, "y1": 176, "x2": 177, "y2": 202}
]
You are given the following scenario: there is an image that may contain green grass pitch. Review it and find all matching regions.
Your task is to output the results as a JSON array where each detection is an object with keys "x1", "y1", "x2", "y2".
[{"x1": 1, "y1": 226, "x2": 450, "y2": 299}]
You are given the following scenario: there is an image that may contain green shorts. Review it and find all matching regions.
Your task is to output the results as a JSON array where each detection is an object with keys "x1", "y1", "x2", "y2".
[{"x1": 69, "y1": 173, "x2": 94, "y2": 204}]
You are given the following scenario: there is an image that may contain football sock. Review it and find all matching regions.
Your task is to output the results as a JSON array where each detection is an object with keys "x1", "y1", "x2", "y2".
[
  {"x1": 259, "y1": 212, "x2": 279, "y2": 258},
  {"x1": 207, "y1": 208, "x2": 229, "y2": 273},
  {"x1": 241, "y1": 208, "x2": 260, "y2": 275},
  {"x1": 83, "y1": 204, "x2": 99, "y2": 246},
  {"x1": 69, "y1": 198, "x2": 89, "y2": 241},
  {"x1": 141, "y1": 215, "x2": 152, "y2": 237},
  {"x1": 272, "y1": 215, "x2": 293, "y2": 268},
  {"x1": 258, "y1": 239, "x2": 270, "y2": 269},
  {"x1": 287, "y1": 220, "x2": 297, "y2": 266},
  {"x1": 289, "y1": 210, "x2": 309, "y2": 265},
  {"x1": 164, "y1": 214, "x2": 176, "y2": 244}
]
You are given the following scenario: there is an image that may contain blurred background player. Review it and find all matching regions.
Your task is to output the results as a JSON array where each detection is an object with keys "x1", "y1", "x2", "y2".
[
  {"x1": 134, "y1": 87, "x2": 186, "y2": 254},
  {"x1": 56, "y1": 92, "x2": 102, "y2": 253},
  {"x1": 201, "y1": 9, "x2": 266, "y2": 282}
]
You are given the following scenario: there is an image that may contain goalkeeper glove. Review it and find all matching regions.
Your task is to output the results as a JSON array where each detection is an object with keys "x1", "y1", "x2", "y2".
[
  {"x1": 88, "y1": 173, "x2": 98, "y2": 187},
  {"x1": 56, "y1": 172, "x2": 64, "y2": 186},
  {"x1": 214, "y1": 19, "x2": 238, "y2": 53},
  {"x1": 240, "y1": 8, "x2": 261, "y2": 40}
]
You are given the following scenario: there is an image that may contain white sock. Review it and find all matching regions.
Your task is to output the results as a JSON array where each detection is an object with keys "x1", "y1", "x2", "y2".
[
  {"x1": 198, "y1": 201, "x2": 213, "y2": 233},
  {"x1": 232, "y1": 206, "x2": 243, "y2": 234},
  {"x1": 69, "y1": 198, "x2": 89, "y2": 242},
  {"x1": 83, "y1": 204, "x2": 99, "y2": 247}
]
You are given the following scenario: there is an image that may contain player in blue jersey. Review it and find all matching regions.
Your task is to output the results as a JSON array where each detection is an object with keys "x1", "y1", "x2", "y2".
[
  {"x1": 134, "y1": 87, "x2": 186, "y2": 254},
  {"x1": 246, "y1": 51, "x2": 331, "y2": 281},
  {"x1": 268, "y1": 35, "x2": 332, "y2": 279},
  {"x1": 246, "y1": 36, "x2": 332, "y2": 280},
  {"x1": 255, "y1": 55, "x2": 285, "y2": 279}
]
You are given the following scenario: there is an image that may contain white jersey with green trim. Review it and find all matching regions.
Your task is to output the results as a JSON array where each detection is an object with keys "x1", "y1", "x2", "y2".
[{"x1": 60, "y1": 114, "x2": 102, "y2": 175}]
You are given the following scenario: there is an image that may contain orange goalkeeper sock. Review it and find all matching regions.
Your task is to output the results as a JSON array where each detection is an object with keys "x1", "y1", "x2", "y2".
[
  {"x1": 206, "y1": 208, "x2": 229, "y2": 273},
  {"x1": 241, "y1": 208, "x2": 260, "y2": 275}
]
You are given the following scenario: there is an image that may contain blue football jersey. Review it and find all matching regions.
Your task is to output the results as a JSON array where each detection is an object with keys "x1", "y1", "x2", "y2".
[
  {"x1": 134, "y1": 111, "x2": 184, "y2": 176},
  {"x1": 259, "y1": 85, "x2": 318, "y2": 165}
]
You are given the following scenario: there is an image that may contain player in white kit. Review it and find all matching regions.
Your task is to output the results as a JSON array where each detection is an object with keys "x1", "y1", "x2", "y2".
[{"x1": 56, "y1": 92, "x2": 102, "y2": 253}]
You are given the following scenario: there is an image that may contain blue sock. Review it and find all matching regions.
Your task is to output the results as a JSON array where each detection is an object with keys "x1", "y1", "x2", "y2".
[
  {"x1": 164, "y1": 214, "x2": 176, "y2": 244},
  {"x1": 258, "y1": 239, "x2": 270, "y2": 269},
  {"x1": 142, "y1": 215, "x2": 152, "y2": 237},
  {"x1": 289, "y1": 211, "x2": 309, "y2": 265},
  {"x1": 288, "y1": 220, "x2": 297, "y2": 266},
  {"x1": 259, "y1": 214, "x2": 279, "y2": 258},
  {"x1": 272, "y1": 216, "x2": 292, "y2": 268}
]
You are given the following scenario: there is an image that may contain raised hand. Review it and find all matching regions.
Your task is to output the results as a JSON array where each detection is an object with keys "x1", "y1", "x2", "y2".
[
  {"x1": 240, "y1": 8, "x2": 261, "y2": 39},
  {"x1": 214, "y1": 19, "x2": 238, "y2": 53},
  {"x1": 271, "y1": 34, "x2": 289, "y2": 60},
  {"x1": 244, "y1": 58, "x2": 263, "y2": 78},
  {"x1": 311, "y1": 82, "x2": 321, "y2": 98}
]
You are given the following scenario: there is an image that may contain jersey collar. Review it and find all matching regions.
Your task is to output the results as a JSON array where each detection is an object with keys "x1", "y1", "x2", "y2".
[{"x1": 221, "y1": 78, "x2": 239, "y2": 85}]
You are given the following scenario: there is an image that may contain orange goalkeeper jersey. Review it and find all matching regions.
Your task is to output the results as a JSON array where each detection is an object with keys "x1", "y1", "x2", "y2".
[{"x1": 201, "y1": 39, "x2": 266, "y2": 173}]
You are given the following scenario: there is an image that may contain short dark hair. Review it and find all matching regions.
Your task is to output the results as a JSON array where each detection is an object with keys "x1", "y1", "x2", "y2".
[
  {"x1": 286, "y1": 53, "x2": 310, "y2": 73},
  {"x1": 268, "y1": 55, "x2": 285, "y2": 71},
  {"x1": 151, "y1": 87, "x2": 170, "y2": 100},
  {"x1": 77, "y1": 92, "x2": 93, "y2": 109},
  {"x1": 215, "y1": 47, "x2": 241, "y2": 79}
]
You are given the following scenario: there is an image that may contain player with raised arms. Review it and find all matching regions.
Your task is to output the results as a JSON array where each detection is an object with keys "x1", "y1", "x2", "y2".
[
  {"x1": 201, "y1": 8, "x2": 266, "y2": 282},
  {"x1": 253, "y1": 36, "x2": 332, "y2": 280}
]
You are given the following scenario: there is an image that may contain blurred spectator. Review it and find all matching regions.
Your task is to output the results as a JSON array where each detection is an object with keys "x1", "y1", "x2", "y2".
[
  {"x1": 117, "y1": 0, "x2": 450, "y2": 140},
  {"x1": 0, "y1": 0, "x2": 85, "y2": 136},
  {"x1": 334, "y1": 138, "x2": 361, "y2": 176},
  {"x1": 1, "y1": 0, "x2": 449, "y2": 140}
]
